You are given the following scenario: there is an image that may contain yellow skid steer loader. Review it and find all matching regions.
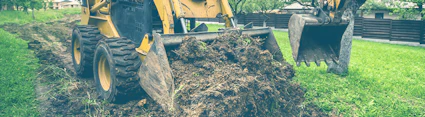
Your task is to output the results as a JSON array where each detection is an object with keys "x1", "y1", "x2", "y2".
[{"x1": 71, "y1": 0, "x2": 281, "y2": 111}]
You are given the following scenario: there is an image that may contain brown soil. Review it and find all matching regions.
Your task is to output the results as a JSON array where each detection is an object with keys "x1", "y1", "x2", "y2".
[
  {"x1": 1, "y1": 15, "x2": 326, "y2": 116},
  {"x1": 169, "y1": 33, "x2": 324, "y2": 116}
]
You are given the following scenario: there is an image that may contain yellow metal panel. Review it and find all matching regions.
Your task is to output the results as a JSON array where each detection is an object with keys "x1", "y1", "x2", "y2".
[
  {"x1": 90, "y1": 0, "x2": 107, "y2": 13},
  {"x1": 97, "y1": 14, "x2": 119, "y2": 38},
  {"x1": 328, "y1": 0, "x2": 335, "y2": 9},
  {"x1": 219, "y1": 0, "x2": 234, "y2": 18},
  {"x1": 335, "y1": 0, "x2": 341, "y2": 9},
  {"x1": 153, "y1": 0, "x2": 175, "y2": 34},
  {"x1": 87, "y1": 12, "x2": 119, "y2": 38},
  {"x1": 179, "y1": 0, "x2": 224, "y2": 18},
  {"x1": 136, "y1": 34, "x2": 153, "y2": 60},
  {"x1": 172, "y1": 0, "x2": 184, "y2": 18},
  {"x1": 80, "y1": 7, "x2": 90, "y2": 25}
]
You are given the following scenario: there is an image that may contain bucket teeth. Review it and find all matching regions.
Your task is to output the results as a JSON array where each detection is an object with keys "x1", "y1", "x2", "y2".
[
  {"x1": 305, "y1": 61, "x2": 311, "y2": 67},
  {"x1": 314, "y1": 55, "x2": 321, "y2": 66},
  {"x1": 303, "y1": 55, "x2": 310, "y2": 67},
  {"x1": 324, "y1": 60, "x2": 332, "y2": 66}
]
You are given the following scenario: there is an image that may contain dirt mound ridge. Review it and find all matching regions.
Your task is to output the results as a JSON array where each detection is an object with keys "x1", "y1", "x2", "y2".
[{"x1": 169, "y1": 33, "x2": 323, "y2": 116}]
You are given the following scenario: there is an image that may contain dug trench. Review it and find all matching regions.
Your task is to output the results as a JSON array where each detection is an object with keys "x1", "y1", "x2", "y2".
[{"x1": 1, "y1": 15, "x2": 326, "y2": 116}]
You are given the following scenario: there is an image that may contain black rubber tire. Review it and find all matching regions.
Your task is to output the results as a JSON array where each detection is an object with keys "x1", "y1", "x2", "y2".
[
  {"x1": 93, "y1": 38, "x2": 143, "y2": 103},
  {"x1": 71, "y1": 25, "x2": 102, "y2": 77}
]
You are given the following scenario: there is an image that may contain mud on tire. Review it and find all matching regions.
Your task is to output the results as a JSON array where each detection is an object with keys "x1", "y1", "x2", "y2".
[
  {"x1": 93, "y1": 38, "x2": 143, "y2": 103},
  {"x1": 71, "y1": 25, "x2": 102, "y2": 77}
]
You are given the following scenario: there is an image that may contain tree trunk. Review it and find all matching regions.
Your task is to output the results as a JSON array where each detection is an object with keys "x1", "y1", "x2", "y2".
[
  {"x1": 262, "y1": 14, "x2": 269, "y2": 27},
  {"x1": 24, "y1": 7, "x2": 28, "y2": 14},
  {"x1": 326, "y1": 9, "x2": 354, "y2": 75},
  {"x1": 234, "y1": 16, "x2": 239, "y2": 26},
  {"x1": 418, "y1": 3, "x2": 423, "y2": 19},
  {"x1": 7, "y1": 5, "x2": 14, "y2": 10},
  {"x1": 32, "y1": 8, "x2": 35, "y2": 20}
]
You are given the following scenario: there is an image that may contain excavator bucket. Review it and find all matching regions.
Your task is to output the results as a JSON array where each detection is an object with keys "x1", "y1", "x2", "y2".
[
  {"x1": 137, "y1": 28, "x2": 282, "y2": 112},
  {"x1": 288, "y1": 14, "x2": 348, "y2": 66}
]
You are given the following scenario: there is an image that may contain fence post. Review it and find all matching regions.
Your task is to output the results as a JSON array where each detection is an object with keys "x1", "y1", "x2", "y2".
[
  {"x1": 274, "y1": 13, "x2": 278, "y2": 28},
  {"x1": 421, "y1": 21, "x2": 424, "y2": 44}
]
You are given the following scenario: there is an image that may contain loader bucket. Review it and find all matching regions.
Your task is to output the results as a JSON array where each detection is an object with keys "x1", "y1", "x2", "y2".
[
  {"x1": 138, "y1": 34, "x2": 175, "y2": 112},
  {"x1": 288, "y1": 14, "x2": 348, "y2": 66},
  {"x1": 137, "y1": 28, "x2": 282, "y2": 112}
]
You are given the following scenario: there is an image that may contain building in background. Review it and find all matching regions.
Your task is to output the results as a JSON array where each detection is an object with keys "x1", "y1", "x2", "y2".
[
  {"x1": 62, "y1": 1, "x2": 80, "y2": 9},
  {"x1": 47, "y1": 0, "x2": 81, "y2": 9},
  {"x1": 359, "y1": 0, "x2": 423, "y2": 20},
  {"x1": 281, "y1": 2, "x2": 313, "y2": 14}
]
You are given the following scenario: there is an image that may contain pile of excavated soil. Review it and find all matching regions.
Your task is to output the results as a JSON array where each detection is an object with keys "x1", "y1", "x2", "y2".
[
  {"x1": 1, "y1": 15, "x2": 326, "y2": 116},
  {"x1": 169, "y1": 33, "x2": 323, "y2": 116}
]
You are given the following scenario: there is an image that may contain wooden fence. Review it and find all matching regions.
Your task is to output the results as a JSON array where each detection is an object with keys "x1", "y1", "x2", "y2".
[
  {"x1": 354, "y1": 18, "x2": 425, "y2": 44},
  {"x1": 197, "y1": 13, "x2": 425, "y2": 44}
]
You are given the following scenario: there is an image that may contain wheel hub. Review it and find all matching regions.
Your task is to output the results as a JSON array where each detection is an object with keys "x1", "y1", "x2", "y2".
[
  {"x1": 73, "y1": 37, "x2": 81, "y2": 64},
  {"x1": 98, "y1": 55, "x2": 111, "y2": 91}
]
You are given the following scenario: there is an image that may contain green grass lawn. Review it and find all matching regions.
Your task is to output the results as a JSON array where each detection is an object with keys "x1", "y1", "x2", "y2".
[
  {"x1": 207, "y1": 24, "x2": 425, "y2": 116},
  {"x1": 0, "y1": 8, "x2": 80, "y2": 25},
  {"x1": 275, "y1": 31, "x2": 425, "y2": 116},
  {"x1": 0, "y1": 29, "x2": 39, "y2": 116},
  {"x1": 0, "y1": 8, "x2": 80, "y2": 116}
]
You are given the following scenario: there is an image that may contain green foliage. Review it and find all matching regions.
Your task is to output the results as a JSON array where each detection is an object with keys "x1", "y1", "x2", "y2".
[
  {"x1": 29, "y1": 0, "x2": 44, "y2": 10},
  {"x1": 255, "y1": 0, "x2": 287, "y2": 13},
  {"x1": 0, "y1": 0, "x2": 44, "y2": 11},
  {"x1": 244, "y1": 0, "x2": 289, "y2": 14},
  {"x1": 392, "y1": 0, "x2": 424, "y2": 20},
  {"x1": 360, "y1": 0, "x2": 390, "y2": 14},
  {"x1": 0, "y1": 8, "x2": 80, "y2": 25},
  {"x1": 360, "y1": 0, "x2": 424, "y2": 20},
  {"x1": 229, "y1": 0, "x2": 292, "y2": 15},
  {"x1": 392, "y1": 4, "x2": 421, "y2": 20},
  {"x1": 0, "y1": 29, "x2": 39, "y2": 116},
  {"x1": 229, "y1": 0, "x2": 248, "y2": 15}
]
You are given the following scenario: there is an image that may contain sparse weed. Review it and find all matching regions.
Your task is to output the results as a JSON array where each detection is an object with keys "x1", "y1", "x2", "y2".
[
  {"x1": 192, "y1": 72, "x2": 200, "y2": 77},
  {"x1": 244, "y1": 38, "x2": 251, "y2": 45},
  {"x1": 83, "y1": 92, "x2": 108, "y2": 116},
  {"x1": 197, "y1": 41, "x2": 207, "y2": 51}
]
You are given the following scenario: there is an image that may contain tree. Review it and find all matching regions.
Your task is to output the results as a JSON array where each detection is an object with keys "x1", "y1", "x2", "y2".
[
  {"x1": 20, "y1": 0, "x2": 43, "y2": 19},
  {"x1": 392, "y1": 0, "x2": 424, "y2": 20},
  {"x1": 0, "y1": 0, "x2": 3, "y2": 11},
  {"x1": 360, "y1": 0, "x2": 389, "y2": 13},
  {"x1": 229, "y1": 0, "x2": 249, "y2": 24},
  {"x1": 252, "y1": 0, "x2": 287, "y2": 27}
]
